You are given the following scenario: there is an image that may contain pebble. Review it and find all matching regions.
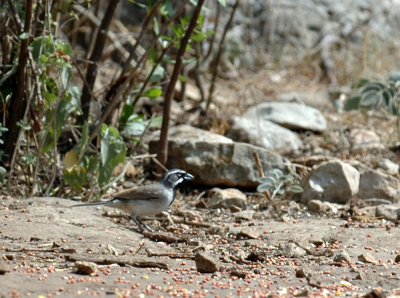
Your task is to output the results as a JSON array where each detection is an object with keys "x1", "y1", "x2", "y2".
[
  {"x1": 0, "y1": 262, "x2": 9, "y2": 274},
  {"x1": 75, "y1": 261, "x2": 98, "y2": 275},
  {"x1": 195, "y1": 252, "x2": 219, "y2": 273},
  {"x1": 358, "y1": 253, "x2": 378, "y2": 264},
  {"x1": 333, "y1": 250, "x2": 352, "y2": 263}
]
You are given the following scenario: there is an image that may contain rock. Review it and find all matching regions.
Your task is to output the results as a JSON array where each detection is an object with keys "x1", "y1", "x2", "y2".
[
  {"x1": 236, "y1": 228, "x2": 260, "y2": 240},
  {"x1": 349, "y1": 128, "x2": 384, "y2": 151},
  {"x1": 295, "y1": 267, "x2": 312, "y2": 279},
  {"x1": 364, "y1": 289, "x2": 386, "y2": 298},
  {"x1": 358, "y1": 169, "x2": 400, "y2": 203},
  {"x1": 358, "y1": 206, "x2": 377, "y2": 217},
  {"x1": 233, "y1": 210, "x2": 255, "y2": 221},
  {"x1": 377, "y1": 158, "x2": 399, "y2": 176},
  {"x1": 333, "y1": 250, "x2": 352, "y2": 263},
  {"x1": 149, "y1": 125, "x2": 290, "y2": 187},
  {"x1": 227, "y1": 116, "x2": 303, "y2": 153},
  {"x1": 375, "y1": 205, "x2": 400, "y2": 222},
  {"x1": 0, "y1": 262, "x2": 9, "y2": 274},
  {"x1": 395, "y1": 255, "x2": 400, "y2": 263},
  {"x1": 75, "y1": 261, "x2": 98, "y2": 275},
  {"x1": 354, "y1": 271, "x2": 366, "y2": 280},
  {"x1": 230, "y1": 269, "x2": 247, "y2": 279},
  {"x1": 301, "y1": 160, "x2": 360, "y2": 204},
  {"x1": 277, "y1": 90, "x2": 331, "y2": 109},
  {"x1": 244, "y1": 102, "x2": 327, "y2": 132},
  {"x1": 358, "y1": 253, "x2": 378, "y2": 264},
  {"x1": 207, "y1": 188, "x2": 247, "y2": 209},
  {"x1": 280, "y1": 242, "x2": 307, "y2": 258},
  {"x1": 195, "y1": 252, "x2": 220, "y2": 273},
  {"x1": 307, "y1": 199, "x2": 329, "y2": 213}
]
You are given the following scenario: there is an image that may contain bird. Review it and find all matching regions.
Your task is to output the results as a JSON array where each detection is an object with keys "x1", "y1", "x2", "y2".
[{"x1": 72, "y1": 169, "x2": 194, "y2": 232}]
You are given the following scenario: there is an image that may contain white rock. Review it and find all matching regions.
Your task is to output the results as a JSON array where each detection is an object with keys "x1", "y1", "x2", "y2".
[
  {"x1": 208, "y1": 188, "x2": 247, "y2": 209},
  {"x1": 301, "y1": 160, "x2": 360, "y2": 204},
  {"x1": 227, "y1": 116, "x2": 303, "y2": 153},
  {"x1": 378, "y1": 158, "x2": 399, "y2": 176},
  {"x1": 358, "y1": 169, "x2": 400, "y2": 203},
  {"x1": 244, "y1": 102, "x2": 327, "y2": 132},
  {"x1": 149, "y1": 125, "x2": 290, "y2": 187},
  {"x1": 376, "y1": 205, "x2": 400, "y2": 222}
]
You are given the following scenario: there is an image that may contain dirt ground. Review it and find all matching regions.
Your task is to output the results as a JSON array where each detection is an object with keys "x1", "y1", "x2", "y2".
[{"x1": 1, "y1": 196, "x2": 400, "y2": 297}]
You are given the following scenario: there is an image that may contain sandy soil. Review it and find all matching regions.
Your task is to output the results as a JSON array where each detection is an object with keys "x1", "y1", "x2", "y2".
[{"x1": 1, "y1": 196, "x2": 400, "y2": 297}]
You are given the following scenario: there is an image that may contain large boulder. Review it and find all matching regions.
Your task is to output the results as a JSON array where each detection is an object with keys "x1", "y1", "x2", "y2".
[
  {"x1": 227, "y1": 116, "x2": 303, "y2": 153},
  {"x1": 244, "y1": 102, "x2": 327, "y2": 132},
  {"x1": 149, "y1": 125, "x2": 290, "y2": 187},
  {"x1": 301, "y1": 160, "x2": 360, "y2": 204}
]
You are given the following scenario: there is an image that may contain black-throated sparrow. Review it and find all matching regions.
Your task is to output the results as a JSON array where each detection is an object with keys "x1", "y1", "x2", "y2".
[{"x1": 72, "y1": 169, "x2": 194, "y2": 231}]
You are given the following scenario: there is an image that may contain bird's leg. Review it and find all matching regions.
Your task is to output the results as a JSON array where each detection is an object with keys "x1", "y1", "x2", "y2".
[{"x1": 131, "y1": 214, "x2": 154, "y2": 232}]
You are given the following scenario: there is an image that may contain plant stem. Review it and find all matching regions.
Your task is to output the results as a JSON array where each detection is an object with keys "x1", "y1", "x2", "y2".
[{"x1": 156, "y1": 0, "x2": 206, "y2": 167}]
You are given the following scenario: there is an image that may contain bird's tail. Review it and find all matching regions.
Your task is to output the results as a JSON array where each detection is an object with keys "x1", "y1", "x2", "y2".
[{"x1": 71, "y1": 201, "x2": 114, "y2": 208}]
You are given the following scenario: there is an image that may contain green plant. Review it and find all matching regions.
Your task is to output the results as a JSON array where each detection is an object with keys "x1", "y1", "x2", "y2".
[
  {"x1": 64, "y1": 123, "x2": 126, "y2": 192},
  {"x1": 345, "y1": 77, "x2": 400, "y2": 139},
  {"x1": 257, "y1": 169, "x2": 303, "y2": 200}
]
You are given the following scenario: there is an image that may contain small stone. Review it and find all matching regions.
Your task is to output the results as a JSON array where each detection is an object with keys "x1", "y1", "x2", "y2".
[
  {"x1": 229, "y1": 205, "x2": 242, "y2": 213},
  {"x1": 195, "y1": 252, "x2": 219, "y2": 273},
  {"x1": 354, "y1": 271, "x2": 366, "y2": 280},
  {"x1": 230, "y1": 269, "x2": 247, "y2": 279},
  {"x1": 295, "y1": 267, "x2": 312, "y2": 278},
  {"x1": 394, "y1": 254, "x2": 400, "y2": 263},
  {"x1": 236, "y1": 228, "x2": 260, "y2": 240},
  {"x1": 378, "y1": 158, "x2": 399, "y2": 175},
  {"x1": 234, "y1": 210, "x2": 255, "y2": 221},
  {"x1": 75, "y1": 261, "x2": 98, "y2": 275},
  {"x1": 280, "y1": 242, "x2": 307, "y2": 258},
  {"x1": 364, "y1": 289, "x2": 385, "y2": 298},
  {"x1": 0, "y1": 262, "x2": 9, "y2": 274},
  {"x1": 207, "y1": 188, "x2": 247, "y2": 209},
  {"x1": 307, "y1": 200, "x2": 329, "y2": 213},
  {"x1": 358, "y1": 253, "x2": 378, "y2": 264},
  {"x1": 333, "y1": 250, "x2": 352, "y2": 263}
]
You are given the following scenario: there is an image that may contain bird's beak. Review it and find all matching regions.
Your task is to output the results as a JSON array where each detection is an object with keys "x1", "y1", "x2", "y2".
[{"x1": 185, "y1": 172, "x2": 194, "y2": 180}]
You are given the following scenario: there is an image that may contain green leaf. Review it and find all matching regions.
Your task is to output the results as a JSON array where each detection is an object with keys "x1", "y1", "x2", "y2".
[
  {"x1": 60, "y1": 65, "x2": 72, "y2": 91},
  {"x1": 148, "y1": 116, "x2": 163, "y2": 129},
  {"x1": 153, "y1": 17, "x2": 159, "y2": 35},
  {"x1": 179, "y1": 75, "x2": 186, "y2": 82},
  {"x1": 258, "y1": 176, "x2": 276, "y2": 184},
  {"x1": 19, "y1": 32, "x2": 30, "y2": 40},
  {"x1": 360, "y1": 90, "x2": 382, "y2": 109},
  {"x1": 151, "y1": 65, "x2": 165, "y2": 82},
  {"x1": 76, "y1": 122, "x2": 89, "y2": 158},
  {"x1": 122, "y1": 117, "x2": 147, "y2": 136},
  {"x1": 143, "y1": 87, "x2": 162, "y2": 98},
  {"x1": 352, "y1": 78, "x2": 370, "y2": 89},
  {"x1": 64, "y1": 165, "x2": 87, "y2": 189},
  {"x1": 119, "y1": 104, "x2": 134, "y2": 128},
  {"x1": 217, "y1": 0, "x2": 226, "y2": 7},
  {"x1": 344, "y1": 96, "x2": 361, "y2": 111},
  {"x1": 286, "y1": 185, "x2": 304, "y2": 193},
  {"x1": 98, "y1": 124, "x2": 126, "y2": 186},
  {"x1": 190, "y1": 31, "x2": 207, "y2": 42},
  {"x1": 257, "y1": 183, "x2": 272, "y2": 193},
  {"x1": 160, "y1": 0, "x2": 174, "y2": 17}
]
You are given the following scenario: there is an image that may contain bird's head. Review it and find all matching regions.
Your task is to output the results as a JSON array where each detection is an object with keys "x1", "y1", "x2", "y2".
[{"x1": 161, "y1": 169, "x2": 194, "y2": 189}]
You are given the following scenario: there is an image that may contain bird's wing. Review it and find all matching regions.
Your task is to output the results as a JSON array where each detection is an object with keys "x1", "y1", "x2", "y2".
[{"x1": 113, "y1": 184, "x2": 163, "y2": 201}]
